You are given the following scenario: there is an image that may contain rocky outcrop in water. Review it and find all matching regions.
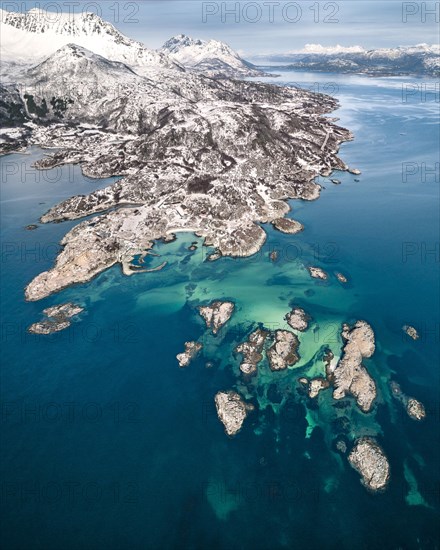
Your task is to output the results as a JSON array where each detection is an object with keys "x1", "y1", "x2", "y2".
[
  {"x1": 267, "y1": 330, "x2": 300, "y2": 371},
  {"x1": 236, "y1": 328, "x2": 268, "y2": 375},
  {"x1": 402, "y1": 325, "x2": 419, "y2": 340},
  {"x1": 335, "y1": 272, "x2": 348, "y2": 283},
  {"x1": 348, "y1": 437, "x2": 390, "y2": 492},
  {"x1": 309, "y1": 377, "x2": 330, "y2": 398},
  {"x1": 28, "y1": 302, "x2": 84, "y2": 334},
  {"x1": 331, "y1": 321, "x2": 376, "y2": 412},
  {"x1": 198, "y1": 301, "x2": 235, "y2": 335},
  {"x1": 285, "y1": 307, "x2": 310, "y2": 332},
  {"x1": 406, "y1": 398, "x2": 426, "y2": 421},
  {"x1": 215, "y1": 391, "x2": 254, "y2": 436},
  {"x1": 176, "y1": 341, "x2": 202, "y2": 368},
  {"x1": 308, "y1": 267, "x2": 328, "y2": 280},
  {"x1": 390, "y1": 381, "x2": 426, "y2": 421}
]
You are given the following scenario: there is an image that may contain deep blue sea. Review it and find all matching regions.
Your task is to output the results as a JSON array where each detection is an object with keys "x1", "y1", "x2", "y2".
[{"x1": 1, "y1": 72, "x2": 439, "y2": 549}]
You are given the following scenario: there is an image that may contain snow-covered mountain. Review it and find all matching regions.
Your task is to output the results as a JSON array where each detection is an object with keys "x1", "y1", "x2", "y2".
[
  {"x1": 0, "y1": 7, "x2": 181, "y2": 75},
  {"x1": 161, "y1": 34, "x2": 264, "y2": 77},
  {"x1": 252, "y1": 43, "x2": 440, "y2": 76}
]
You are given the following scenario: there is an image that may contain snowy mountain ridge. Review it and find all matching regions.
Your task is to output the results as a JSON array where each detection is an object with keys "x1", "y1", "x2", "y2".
[
  {"x1": 0, "y1": 7, "x2": 181, "y2": 73},
  {"x1": 161, "y1": 33, "x2": 264, "y2": 77}
]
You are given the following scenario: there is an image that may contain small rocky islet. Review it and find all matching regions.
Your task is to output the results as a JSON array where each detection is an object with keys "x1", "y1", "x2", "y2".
[
  {"x1": 28, "y1": 302, "x2": 84, "y2": 334},
  {"x1": 390, "y1": 381, "x2": 426, "y2": 421},
  {"x1": 348, "y1": 437, "x2": 390, "y2": 492},
  {"x1": 198, "y1": 301, "x2": 235, "y2": 335},
  {"x1": 214, "y1": 391, "x2": 254, "y2": 437},
  {"x1": 176, "y1": 341, "x2": 203, "y2": 368},
  {"x1": 402, "y1": 324, "x2": 420, "y2": 341}
]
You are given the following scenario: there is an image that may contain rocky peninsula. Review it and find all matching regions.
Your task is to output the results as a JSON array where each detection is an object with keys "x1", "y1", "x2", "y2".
[{"x1": 271, "y1": 218, "x2": 304, "y2": 234}]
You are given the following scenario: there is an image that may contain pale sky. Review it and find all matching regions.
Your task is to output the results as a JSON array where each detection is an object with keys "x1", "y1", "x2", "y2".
[{"x1": 4, "y1": 0, "x2": 440, "y2": 57}]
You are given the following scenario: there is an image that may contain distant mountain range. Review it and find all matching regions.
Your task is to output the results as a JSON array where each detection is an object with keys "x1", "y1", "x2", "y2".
[
  {"x1": 252, "y1": 44, "x2": 440, "y2": 77},
  {"x1": 1, "y1": 8, "x2": 438, "y2": 82}
]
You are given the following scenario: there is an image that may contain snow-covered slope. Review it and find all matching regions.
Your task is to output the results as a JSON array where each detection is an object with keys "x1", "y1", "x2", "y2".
[
  {"x1": 0, "y1": 7, "x2": 181, "y2": 74},
  {"x1": 161, "y1": 34, "x2": 263, "y2": 77}
]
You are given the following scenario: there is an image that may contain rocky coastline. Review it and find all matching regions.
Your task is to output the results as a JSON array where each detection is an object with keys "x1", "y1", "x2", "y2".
[{"x1": 1, "y1": 44, "x2": 353, "y2": 302}]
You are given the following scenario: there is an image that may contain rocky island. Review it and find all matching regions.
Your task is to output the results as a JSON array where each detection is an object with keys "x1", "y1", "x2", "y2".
[
  {"x1": 402, "y1": 325, "x2": 420, "y2": 341},
  {"x1": 308, "y1": 267, "x2": 328, "y2": 280},
  {"x1": 236, "y1": 328, "x2": 268, "y2": 376},
  {"x1": 198, "y1": 301, "x2": 235, "y2": 335},
  {"x1": 267, "y1": 330, "x2": 300, "y2": 371},
  {"x1": 28, "y1": 302, "x2": 84, "y2": 335},
  {"x1": 390, "y1": 381, "x2": 426, "y2": 421},
  {"x1": 214, "y1": 391, "x2": 254, "y2": 436},
  {"x1": 285, "y1": 307, "x2": 310, "y2": 332},
  {"x1": 348, "y1": 437, "x2": 390, "y2": 492},
  {"x1": 335, "y1": 272, "x2": 348, "y2": 284},
  {"x1": 331, "y1": 321, "x2": 377, "y2": 412},
  {"x1": 406, "y1": 398, "x2": 426, "y2": 421},
  {"x1": 308, "y1": 377, "x2": 330, "y2": 398},
  {"x1": 176, "y1": 341, "x2": 203, "y2": 368}
]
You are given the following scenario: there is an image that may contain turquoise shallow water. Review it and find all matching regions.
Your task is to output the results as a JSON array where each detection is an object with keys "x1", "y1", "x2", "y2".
[{"x1": 1, "y1": 73, "x2": 439, "y2": 549}]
